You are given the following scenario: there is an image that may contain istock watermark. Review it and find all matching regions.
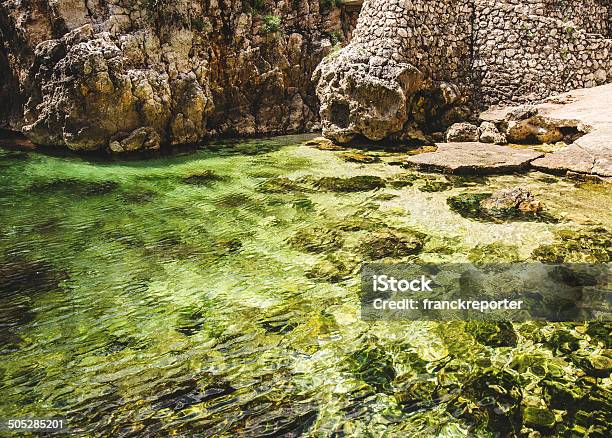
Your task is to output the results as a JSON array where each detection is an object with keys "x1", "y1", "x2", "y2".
[{"x1": 361, "y1": 263, "x2": 611, "y2": 321}]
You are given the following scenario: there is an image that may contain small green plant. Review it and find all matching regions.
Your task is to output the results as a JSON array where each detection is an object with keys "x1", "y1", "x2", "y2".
[
  {"x1": 191, "y1": 17, "x2": 206, "y2": 32},
  {"x1": 145, "y1": 0, "x2": 189, "y2": 28},
  {"x1": 561, "y1": 49, "x2": 569, "y2": 60},
  {"x1": 330, "y1": 30, "x2": 344, "y2": 46},
  {"x1": 263, "y1": 14, "x2": 281, "y2": 33}
]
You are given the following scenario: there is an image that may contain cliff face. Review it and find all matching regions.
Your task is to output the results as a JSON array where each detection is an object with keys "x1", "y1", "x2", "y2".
[{"x1": 0, "y1": 0, "x2": 354, "y2": 151}]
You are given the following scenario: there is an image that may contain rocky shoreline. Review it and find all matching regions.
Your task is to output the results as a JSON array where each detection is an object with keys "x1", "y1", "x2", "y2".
[{"x1": 2, "y1": 0, "x2": 611, "y2": 158}]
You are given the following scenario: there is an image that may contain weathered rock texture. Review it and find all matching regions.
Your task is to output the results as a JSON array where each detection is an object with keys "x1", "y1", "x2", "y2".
[
  {"x1": 0, "y1": 0, "x2": 357, "y2": 151},
  {"x1": 405, "y1": 142, "x2": 544, "y2": 175},
  {"x1": 313, "y1": 0, "x2": 473, "y2": 143},
  {"x1": 473, "y1": 0, "x2": 612, "y2": 107},
  {"x1": 315, "y1": 0, "x2": 612, "y2": 143}
]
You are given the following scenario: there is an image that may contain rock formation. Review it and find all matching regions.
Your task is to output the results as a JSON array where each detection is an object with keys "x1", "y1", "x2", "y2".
[
  {"x1": 315, "y1": 0, "x2": 612, "y2": 143},
  {"x1": 313, "y1": 0, "x2": 472, "y2": 143},
  {"x1": 0, "y1": 0, "x2": 356, "y2": 151},
  {"x1": 1, "y1": 0, "x2": 611, "y2": 152}
]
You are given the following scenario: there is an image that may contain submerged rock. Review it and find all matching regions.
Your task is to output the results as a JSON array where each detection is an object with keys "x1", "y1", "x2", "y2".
[
  {"x1": 457, "y1": 370, "x2": 523, "y2": 435},
  {"x1": 418, "y1": 179, "x2": 452, "y2": 193},
  {"x1": 448, "y1": 188, "x2": 548, "y2": 222},
  {"x1": 288, "y1": 227, "x2": 344, "y2": 253},
  {"x1": 303, "y1": 137, "x2": 345, "y2": 151},
  {"x1": 183, "y1": 170, "x2": 225, "y2": 186},
  {"x1": 315, "y1": 176, "x2": 386, "y2": 192},
  {"x1": 257, "y1": 177, "x2": 311, "y2": 194},
  {"x1": 359, "y1": 229, "x2": 426, "y2": 260},
  {"x1": 387, "y1": 173, "x2": 419, "y2": 188},
  {"x1": 339, "y1": 152, "x2": 381, "y2": 164},
  {"x1": 532, "y1": 227, "x2": 612, "y2": 263},
  {"x1": 446, "y1": 122, "x2": 479, "y2": 142},
  {"x1": 346, "y1": 344, "x2": 396, "y2": 393},
  {"x1": 306, "y1": 254, "x2": 354, "y2": 283},
  {"x1": 468, "y1": 243, "x2": 521, "y2": 263},
  {"x1": 466, "y1": 321, "x2": 518, "y2": 348},
  {"x1": 30, "y1": 178, "x2": 118, "y2": 196},
  {"x1": 523, "y1": 406, "x2": 556, "y2": 429},
  {"x1": 480, "y1": 187, "x2": 543, "y2": 216},
  {"x1": 215, "y1": 193, "x2": 253, "y2": 208},
  {"x1": 119, "y1": 188, "x2": 157, "y2": 203}
]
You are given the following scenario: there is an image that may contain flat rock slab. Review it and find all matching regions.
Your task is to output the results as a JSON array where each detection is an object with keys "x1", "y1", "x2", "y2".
[
  {"x1": 405, "y1": 142, "x2": 544, "y2": 174},
  {"x1": 482, "y1": 84, "x2": 612, "y2": 177},
  {"x1": 531, "y1": 144, "x2": 594, "y2": 175}
]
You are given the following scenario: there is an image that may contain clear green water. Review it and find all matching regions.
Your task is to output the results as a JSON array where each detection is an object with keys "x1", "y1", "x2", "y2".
[{"x1": 0, "y1": 135, "x2": 610, "y2": 436}]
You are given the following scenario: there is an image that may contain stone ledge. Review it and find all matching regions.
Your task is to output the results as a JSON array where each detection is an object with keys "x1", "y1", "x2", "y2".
[{"x1": 404, "y1": 142, "x2": 544, "y2": 175}]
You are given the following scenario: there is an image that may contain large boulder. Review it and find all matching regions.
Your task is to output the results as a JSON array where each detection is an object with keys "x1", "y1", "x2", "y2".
[
  {"x1": 313, "y1": 0, "x2": 470, "y2": 144},
  {"x1": 314, "y1": 50, "x2": 423, "y2": 143}
]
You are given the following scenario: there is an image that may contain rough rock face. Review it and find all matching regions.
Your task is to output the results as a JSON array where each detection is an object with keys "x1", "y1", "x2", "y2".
[
  {"x1": 315, "y1": 0, "x2": 612, "y2": 143},
  {"x1": 478, "y1": 122, "x2": 507, "y2": 145},
  {"x1": 0, "y1": 0, "x2": 354, "y2": 151},
  {"x1": 446, "y1": 123, "x2": 479, "y2": 143},
  {"x1": 313, "y1": 0, "x2": 472, "y2": 143}
]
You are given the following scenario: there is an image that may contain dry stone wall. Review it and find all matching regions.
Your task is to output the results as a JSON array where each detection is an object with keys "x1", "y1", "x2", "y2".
[{"x1": 473, "y1": 0, "x2": 612, "y2": 106}]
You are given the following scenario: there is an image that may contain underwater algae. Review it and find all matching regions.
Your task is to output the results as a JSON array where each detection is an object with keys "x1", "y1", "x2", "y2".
[{"x1": 0, "y1": 136, "x2": 610, "y2": 436}]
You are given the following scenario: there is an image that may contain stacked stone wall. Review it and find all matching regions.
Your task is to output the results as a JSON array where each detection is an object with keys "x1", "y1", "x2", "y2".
[
  {"x1": 473, "y1": 0, "x2": 612, "y2": 106},
  {"x1": 352, "y1": 0, "x2": 473, "y2": 88}
]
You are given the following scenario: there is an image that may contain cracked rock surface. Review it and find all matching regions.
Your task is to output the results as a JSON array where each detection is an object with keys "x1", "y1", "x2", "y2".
[
  {"x1": 0, "y1": 0, "x2": 351, "y2": 151},
  {"x1": 484, "y1": 84, "x2": 612, "y2": 177}
]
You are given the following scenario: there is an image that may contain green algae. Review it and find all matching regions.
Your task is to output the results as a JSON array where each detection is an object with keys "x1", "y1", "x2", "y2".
[
  {"x1": 358, "y1": 228, "x2": 427, "y2": 260},
  {"x1": 0, "y1": 136, "x2": 611, "y2": 436},
  {"x1": 182, "y1": 169, "x2": 226, "y2": 185},
  {"x1": 466, "y1": 321, "x2": 518, "y2": 348},
  {"x1": 468, "y1": 242, "x2": 521, "y2": 263},
  {"x1": 532, "y1": 227, "x2": 612, "y2": 262},
  {"x1": 418, "y1": 178, "x2": 452, "y2": 193},
  {"x1": 339, "y1": 151, "x2": 381, "y2": 164},
  {"x1": 257, "y1": 176, "x2": 311, "y2": 193},
  {"x1": 447, "y1": 191, "x2": 555, "y2": 223},
  {"x1": 287, "y1": 227, "x2": 344, "y2": 253},
  {"x1": 306, "y1": 254, "x2": 354, "y2": 283},
  {"x1": 315, "y1": 175, "x2": 386, "y2": 192}
]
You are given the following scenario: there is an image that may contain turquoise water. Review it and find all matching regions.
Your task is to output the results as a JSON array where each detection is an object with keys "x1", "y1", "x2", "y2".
[{"x1": 0, "y1": 135, "x2": 610, "y2": 436}]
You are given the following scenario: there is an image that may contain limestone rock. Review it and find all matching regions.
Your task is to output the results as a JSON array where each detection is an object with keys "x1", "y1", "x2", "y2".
[
  {"x1": 480, "y1": 188, "x2": 543, "y2": 215},
  {"x1": 313, "y1": 0, "x2": 471, "y2": 144},
  {"x1": 478, "y1": 122, "x2": 507, "y2": 145},
  {"x1": 0, "y1": 0, "x2": 352, "y2": 151},
  {"x1": 405, "y1": 142, "x2": 544, "y2": 174},
  {"x1": 446, "y1": 123, "x2": 479, "y2": 142},
  {"x1": 506, "y1": 116, "x2": 565, "y2": 144},
  {"x1": 313, "y1": 49, "x2": 424, "y2": 143}
]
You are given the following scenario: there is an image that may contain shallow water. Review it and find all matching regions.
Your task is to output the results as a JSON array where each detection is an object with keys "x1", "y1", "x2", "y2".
[{"x1": 0, "y1": 136, "x2": 610, "y2": 436}]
